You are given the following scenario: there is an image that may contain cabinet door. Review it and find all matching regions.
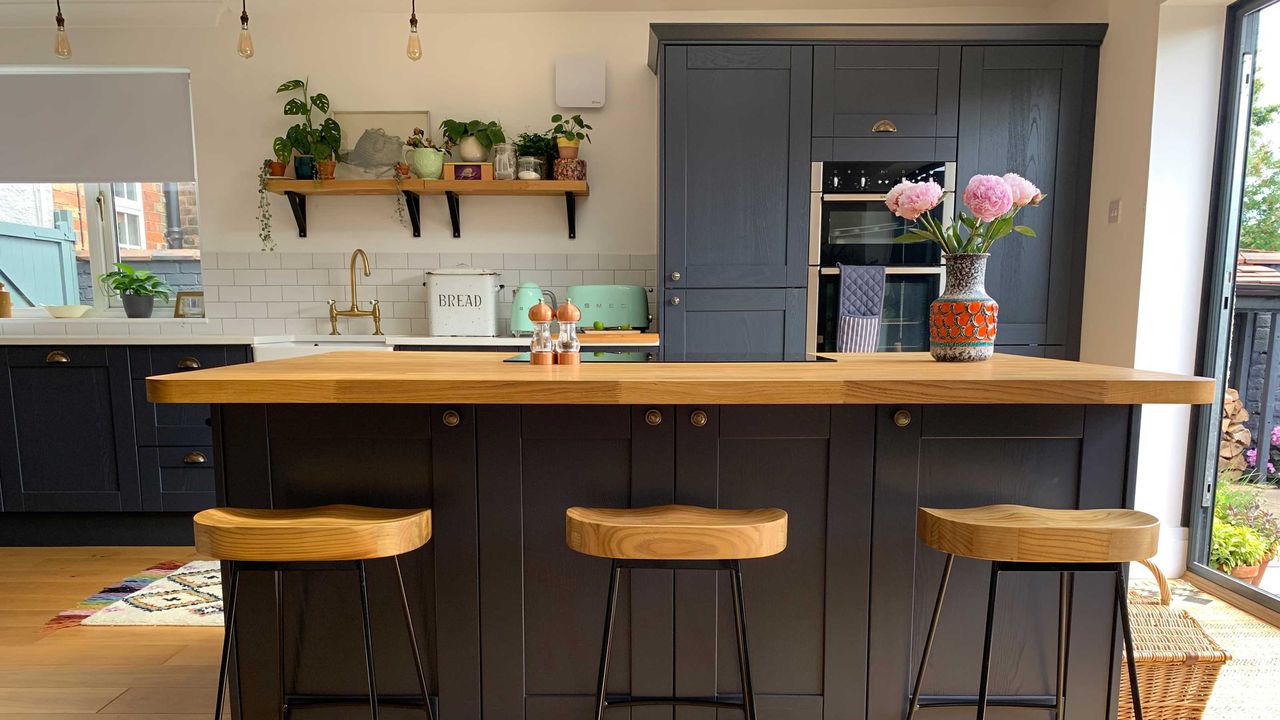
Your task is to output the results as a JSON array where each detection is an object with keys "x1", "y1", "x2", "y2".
[
  {"x1": 0, "y1": 346, "x2": 139, "y2": 511},
  {"x1": 131, "y1": 345, "x2": 249, "y2": 446},
  {"x1": 662, "y1": 45, "x2": 812, "y2": 289},
  {"x1": 813, "y1": 46, "x2": 960, "y2": 138},
  {"x1": 476, "y1": 406, "x2": 675, "y2": 720},
  {"x1": 674, "y1": 405, "x2": 874, "y2": 720},
  {"x1": 662, "y1": 288, "x2": 807, "y2": 362},
  {"x1": 958, "y1": 46, "x2": 1095, "y2": 355},
  {"x1": 867, "y1": 404, "x2": 1133, "y2": 720}
]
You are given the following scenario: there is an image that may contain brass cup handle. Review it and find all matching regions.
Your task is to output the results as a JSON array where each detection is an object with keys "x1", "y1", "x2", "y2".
[
  {"x1": 871, "y1": 119, "x2": 899, "y2": 134},
  {"x1": 443, "y1": 410, "x2": 461, "y2": 427},
  {"x1": 690, "y1": 409, "x2": 709, "y2": 427},
  {"x1": 893, "y1": 409, "x2": 912, "y2": 428},
  {"x1": 645, "y1": 409, "x2": 663, "y2": 426},
  {"x1": 45, "y1": 350, "x2": 70, "y2": 364},
  {"x1": 183, "y1": 451, "x2": 208, "y2": 464},
  {"x1": 177, "y1": 356, "x2": 201, "y2": 370}
]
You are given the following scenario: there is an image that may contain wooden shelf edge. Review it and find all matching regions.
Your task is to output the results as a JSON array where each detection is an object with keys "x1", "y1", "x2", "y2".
[{"x1": 265, "y1": 178, "x2": 589, "y2": 197}]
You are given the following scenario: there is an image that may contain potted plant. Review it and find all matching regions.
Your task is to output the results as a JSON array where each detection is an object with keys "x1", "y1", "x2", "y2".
[
  {"x1": 257, "y1": 160, "x2": 275, "y2": 252},
  {"x1": 550, "y1": 113, "x2": 592, "y2": 159},
  {"x1": 440, "y1": 119, "x2": 504, "y2": 162},
  {"x1": 1216, "y1": 481, "x2": 1280, "y2": 586},
  {"x1": 98, "y1": 262, "x2": 173, "y2": 318},
  {"x1": 885, "y1": 173, "x2": 1044, "y2": 361},
  {"x1": 405, "y1": 127, "x2": 445, "y2": 180},
  {"x1": 268, "y1": 136, "x2": 290, "y2": 177},
  {"x1": 1210, "y1": 522, "x2": 1268, "y2": 582},
  {"x1": 514, "y1": 131, "x2": 557, "y2": 179},
  {"x1": 277, "y1": 78, "x2": 341, "y2": 180}
]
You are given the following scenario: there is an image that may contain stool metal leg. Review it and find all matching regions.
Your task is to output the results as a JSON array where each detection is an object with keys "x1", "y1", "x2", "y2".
[
  {"x1": 393, "y1": 555, "x2": 435, "y2": 719},
  {"x1": 214, "y1": 562, "x2": 240, "y2": 720},
  {"x1": 729, "y1": 561, "x2": 758, "y2": 720},
  {"x1": 593, "y1": 560, "x2": 622, "y2": 720},
  {"x1": 975, "y1": 564, "x2": 1001, "y2": 720},
  {"x1": 276, "y1": 570, "x2": 287, "y2": 720},
  {"x1": 1115, "y1": 568, "x2": 1143, "y2": 720},
  {"x1": 906, "y1": 554, "x2": 955, "y2": 720},
  {"x1": 356, "y1": 560, "x2": 380, "y2": 720},
  {"x1": 1056, "y1": 572, "x2": 1073, "y2": 718}
]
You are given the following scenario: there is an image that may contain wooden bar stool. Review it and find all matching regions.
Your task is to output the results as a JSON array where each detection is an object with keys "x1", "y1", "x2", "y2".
[
  {"x1": 194, "y1": 504, "x2": 436, "y2": 720},
  {"x1": 565, "y1": 504, "x2": 788, "y2": 720},
  {"x1": 906, "y1": 504, "x2": 1160, "y2": 720}
]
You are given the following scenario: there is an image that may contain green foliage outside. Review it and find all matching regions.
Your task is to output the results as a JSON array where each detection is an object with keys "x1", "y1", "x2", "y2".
[{"x1": 1241, "y1": 73, "x2": 1280, "y2": 250}]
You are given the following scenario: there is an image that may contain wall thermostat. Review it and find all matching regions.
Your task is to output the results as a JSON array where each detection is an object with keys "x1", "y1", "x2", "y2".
[{"x1": 555, "y1": 54, "x2": 606, "y2": 109}]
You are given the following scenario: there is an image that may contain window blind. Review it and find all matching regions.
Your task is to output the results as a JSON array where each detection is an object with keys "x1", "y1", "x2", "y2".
[{"x1": 0, "y1": 66, "x2": 196, "y2": 183}]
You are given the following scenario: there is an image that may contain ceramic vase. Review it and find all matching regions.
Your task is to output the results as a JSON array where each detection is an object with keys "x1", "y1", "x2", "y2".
[
  {"x1": 929, "y1": 253, "x2": 998, "y2": 362},
  {"x1": 294, "y1": 155, "x2": 316, "y2": 180},
  {"x1": 407, "y1": 148, "x2": 445, "y2": 179},
  {"x1": 458, "y1": 135, "x2": 486, "y2": 162}
]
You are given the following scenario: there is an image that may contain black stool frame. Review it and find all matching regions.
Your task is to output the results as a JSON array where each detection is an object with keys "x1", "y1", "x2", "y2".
[
  {"x1": 213, "y1": 556, "x2": 436, "y2": 720},
  {"x1": 905, "y1": 556, "x2": 1143, "y2": 720},
  {"x1": 594, "y1": 559, "x2": 759, "y2": 720}
]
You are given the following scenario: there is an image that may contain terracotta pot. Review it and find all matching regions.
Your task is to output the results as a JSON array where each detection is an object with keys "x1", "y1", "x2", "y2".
[
  {"x1": 1251, "y1": 551, "x2": 1276, "y2": 587},
  {"x1": 267, "y1": 160, "x2": 287, "y2": 177},
  {"x1": 929, "y1": 253, "x2": 998, "y2": 362},
  {"x1": 395, "y1": 162, "x2": 410, "y2": 180},
  {"x1": 557, "y1": 137, "x2": 580, "y2": 159},
  {"x1": 317, "y1": 159, "x2": 337, "y2": 181},
  {"x1": 1224, "y1": 563, "x2": 1262, "y2": 582}
]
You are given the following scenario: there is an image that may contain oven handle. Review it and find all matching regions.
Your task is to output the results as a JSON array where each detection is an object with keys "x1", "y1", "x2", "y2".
[
  {"x1": 817, "y1": 266, "x2": 944, "y2": 275},
  {"x1": 820, "y1": 193, "x2": 890, "y2": 202}
]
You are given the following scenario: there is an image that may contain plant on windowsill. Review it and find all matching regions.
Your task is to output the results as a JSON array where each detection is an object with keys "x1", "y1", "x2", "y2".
[
  {"x1": 514, "y1": 131, "x2": 557, "y2": 179},
  {"x1": 98, "y1": 262, "x2": 174, "y2": 319},
  {"x1": 257, "y1": 160, "x2": 275, "y2": 252},
  {"x1": 277, "y1": 78, "x2": 341, "y2": 181},
  {"x1": 439, "y1": 119, "x2": 504, "y2": 162},
  {"x1": 1209, "y1": 521, "x2": 1268, "y2": 581}
]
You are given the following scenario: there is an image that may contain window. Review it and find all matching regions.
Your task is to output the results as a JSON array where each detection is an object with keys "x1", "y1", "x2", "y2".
[{"x1": 0, "y1": 181, "x2": 201, "y2": 309}]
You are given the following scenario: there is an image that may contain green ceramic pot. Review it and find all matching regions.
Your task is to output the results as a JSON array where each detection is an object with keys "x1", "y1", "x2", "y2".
[{"x1": 407, "y1": 148, "x2": 445, "y2": 179}]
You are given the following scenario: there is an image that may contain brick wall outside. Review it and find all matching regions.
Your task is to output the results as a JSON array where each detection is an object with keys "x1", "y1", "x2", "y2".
[{"x1": 46, "y1": 183, "x2": 201, "y2": 254}]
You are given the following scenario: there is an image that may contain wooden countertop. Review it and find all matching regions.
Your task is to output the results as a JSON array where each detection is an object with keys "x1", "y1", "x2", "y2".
[{"x1": 146, "y1": 351, "x2": 1215, "y2": 405}]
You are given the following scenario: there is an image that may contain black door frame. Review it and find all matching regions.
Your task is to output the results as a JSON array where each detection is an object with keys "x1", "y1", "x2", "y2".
[{"x1": 1189, "y1": 0, "x2": 1280, "y2": 612}]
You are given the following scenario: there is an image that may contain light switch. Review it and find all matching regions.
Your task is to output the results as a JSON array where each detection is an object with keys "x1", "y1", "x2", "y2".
[{"x1": 1108, "y1": 199, "x2": 1122, "y2": 224}]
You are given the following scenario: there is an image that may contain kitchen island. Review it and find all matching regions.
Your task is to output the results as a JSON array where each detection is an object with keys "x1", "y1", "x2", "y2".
[{"x1": 147, "y1": 352, "x2": 1213, "y2": 720}]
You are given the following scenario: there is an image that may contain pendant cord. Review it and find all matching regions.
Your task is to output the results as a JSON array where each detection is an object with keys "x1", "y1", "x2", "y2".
[
  {"x1": 410, "y1": 0, "x2": 418, "y2": 29},
  {"x1": 240, "y1": 0, "x2": 248, "y2": 28},
  {"x1": 55, "y1": 0, "x2": 64, "y2": 26}
]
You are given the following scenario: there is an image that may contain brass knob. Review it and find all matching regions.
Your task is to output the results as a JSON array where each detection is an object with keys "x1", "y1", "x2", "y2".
[
  {"x1": 644, "y1": 409, "x2": 663, "y2": 426},
  {"x1": 893, "y1": 409, "x2": 912, "y2": 428},
  {"x1": 670, "y1": 271, "x2": 682, "y2": 281},
  {"x1": 670, "y1": 296, "x2": 681, "y2": 306},
  {"x1": 177, "y1": 356, "x2": 201, "y2": 370},
  {"x1": 443, "y1": 410, "x2": 461, "y2": 427},
  {"x1": 45, "y1": 350, "x2": 70, "y2": 364},
  {"x1": 182, "y1": 451, "x2": 208, "y2": 464},
  {"x1": 690, "y1": 410, "x2": 708, "y2": 427}
]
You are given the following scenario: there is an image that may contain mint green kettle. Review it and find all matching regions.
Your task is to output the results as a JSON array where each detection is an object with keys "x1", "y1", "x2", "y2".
[{"x1": 510, "y1": 283, "x2": 558, "y2": 336}]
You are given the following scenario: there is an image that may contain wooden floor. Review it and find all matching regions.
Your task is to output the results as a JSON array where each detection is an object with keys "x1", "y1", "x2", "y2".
[{"x1": 0, "y1": 547, "x2": 220, "y2": 718}]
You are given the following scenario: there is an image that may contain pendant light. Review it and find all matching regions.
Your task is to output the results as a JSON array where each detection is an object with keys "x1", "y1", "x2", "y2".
[
  {"x1": 406, "y1": 0, "x2": 422, "y2": 62},
  {"x1": 237, "y1": 0, "x2": 254, "y2": 59},
  {"x1": 53, "y1": 0, "x2": 71, "y2": 59}
]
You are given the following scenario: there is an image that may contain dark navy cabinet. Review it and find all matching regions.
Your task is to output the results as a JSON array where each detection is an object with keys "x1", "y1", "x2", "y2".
[{"x1": 661, "y1": 288, "x2": 807, "y2": 362}]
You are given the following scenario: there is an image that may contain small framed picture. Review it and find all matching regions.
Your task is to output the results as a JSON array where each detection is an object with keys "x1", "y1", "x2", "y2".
[{"x1": 174, "y1": 291, "x2": 205, "y2": 319}]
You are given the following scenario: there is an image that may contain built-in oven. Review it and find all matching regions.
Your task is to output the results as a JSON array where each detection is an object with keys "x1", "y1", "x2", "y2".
[{"x1": 806, "y1": 160, "x2": 955, "y2": 352}]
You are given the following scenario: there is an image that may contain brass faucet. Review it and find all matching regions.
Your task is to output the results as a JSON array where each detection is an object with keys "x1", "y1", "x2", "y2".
[{"x1": 328, "y1": 248, "x2": 382, "y2": 335}]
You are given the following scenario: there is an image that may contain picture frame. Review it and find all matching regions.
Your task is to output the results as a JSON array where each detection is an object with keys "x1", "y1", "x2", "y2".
[
  {"x1": 333, "y1": 110, "x2": 431, "y2": 178},
  {"x1": 173, "y1": 291, "x2": 205, "y2": 319}
]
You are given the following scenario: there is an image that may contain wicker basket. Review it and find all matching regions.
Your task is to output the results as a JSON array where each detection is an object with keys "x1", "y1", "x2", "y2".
[{"x1": 1118, "y1": 560, "x2": 1230, "y2": 720}]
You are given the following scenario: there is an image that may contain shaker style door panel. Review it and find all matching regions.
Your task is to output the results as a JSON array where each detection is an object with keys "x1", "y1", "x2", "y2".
[
  {"x1": 131, "y1": 345, "x2": 248, "y2": 446},
  {"x1": 813, "y1": 46, "x2": 960, "y2": 139},
  {"x1": 957, "y1": 46, "x2": 1095, "y2": 355},
  {"x1": 0, "y1": 346, "x2": 139, "y2": 512},
  {"x1": 868, "y1": 404, "x2": 1133, "y2": 720},
  {"x1": 662, "y1": 45, "x2": 812, "y2": 289},
  {"x1": 662, "y1": 288, "x2": 806, "y2": 362}
]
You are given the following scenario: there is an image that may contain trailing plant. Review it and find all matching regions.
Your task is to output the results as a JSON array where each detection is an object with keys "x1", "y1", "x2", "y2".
[
  {"x1": 271, "y1": 136, "x2": 291, "y2": 164},
  {"x1": 514, "y1": 131, "x2": 557, "y2": 158},
  {"x1": 1210, "y1": 522, "x2": 1268, "y2": 571},
  {"x1": 439, "y1": 119, "x2": 505, "y2": 153},
  {"x1": 550, "y1": 113, "x2": 592, "y2": 143},
  {"x1": 257, "y1": 160, "x2": 275, "y2": 251},
  {"x1": 98, "y1": 262, "x2": 173, "y2": 301},
  {"x1": 277, "y1": 78, "x2": 342, "y2": 161},
  {"x1": 887, "y1": 173, "x2": 1045, "y2": 256},
  {"x1": 405, "y1": 127, "x2": 443, "y2": 151}
]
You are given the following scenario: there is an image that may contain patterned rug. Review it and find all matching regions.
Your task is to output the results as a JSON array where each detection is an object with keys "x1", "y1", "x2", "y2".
[{"x1": 45, "y1": 560, "x2": 223, "y2": 631}]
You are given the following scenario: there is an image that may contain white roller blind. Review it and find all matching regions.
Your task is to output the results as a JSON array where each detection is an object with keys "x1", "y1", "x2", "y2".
[{"x1": 0, "y1": 66, "x2": 196, "y2": 183}]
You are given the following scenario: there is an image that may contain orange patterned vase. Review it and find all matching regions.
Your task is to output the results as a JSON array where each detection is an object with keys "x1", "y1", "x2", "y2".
[{"x1": 930, "y1": 253, "x2": 998, "y2": 362}]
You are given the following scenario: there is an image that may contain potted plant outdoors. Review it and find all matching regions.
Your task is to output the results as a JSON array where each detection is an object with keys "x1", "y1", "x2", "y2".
[
  {"x1": 440, "y1": 119, "x2": 504, "y2": 162},
  {"x1": 1217, "y1": 484, "x2": 1280, "y2": 586},
  {"x1": 550, "y1": 113, "x2": 592, "y2": 159},
  {"x1": 886, "y1": 173, "x2": 1044, "y2": 362},
  {"x1": 1210, "y1": 522, "x2": 1269, "y2": 582},
  {"x1": 268, "y1": 136, "x2": 290, "y2": 177},
  {"x1": 405, "y1": 127, "x2": 445, "y2": 180},
  {"x1": 98, "y1": 262, "x2": 174, "y2": 318},
  {"x1": 277, "y1": 78, "x2": 340, "y2": 180},
  {"x1": 514, "y1": 131, "x2": 557, "y2": 179}
]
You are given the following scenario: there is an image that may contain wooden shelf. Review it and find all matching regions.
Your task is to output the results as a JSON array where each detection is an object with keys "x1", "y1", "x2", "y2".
[{"x1": 263, "y1": 178, "x2": 589, "y2": 239}]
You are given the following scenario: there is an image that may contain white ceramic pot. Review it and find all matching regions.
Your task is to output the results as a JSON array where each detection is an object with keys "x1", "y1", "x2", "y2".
[{"x1": 458, "y1": 135, "x2": 486, "y2": 162}]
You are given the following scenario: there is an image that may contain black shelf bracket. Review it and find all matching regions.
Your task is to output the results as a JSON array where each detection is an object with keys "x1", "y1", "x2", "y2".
[
  {"x1": 403, "y1": 191, "x2": 422, "y2": 238},
  {"x1": 566, "y1": 191, "x2": 577, "y2": 240},
  {"x1": 444, "y1": 191, "x2": 462, "y2": 238},
  {"x1": 284, "y1": 191, "x2": 307, "y2": 238}
]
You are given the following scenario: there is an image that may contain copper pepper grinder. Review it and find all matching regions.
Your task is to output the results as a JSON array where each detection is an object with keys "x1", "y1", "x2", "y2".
[
  {"x1": 0, "y1": 282, "x2": 11, "y2": 319},
  {"x1": 555, "y1": 298, "x2": 582, "y2": 365},
  {"x1": 528, "y1": 298, "x2": 555, "y2": 365}
]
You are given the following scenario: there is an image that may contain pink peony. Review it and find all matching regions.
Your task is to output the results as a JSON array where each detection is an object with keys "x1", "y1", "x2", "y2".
[
  {"x1": 1002, "y1": 173, "x2": 1042, "y2": 208},
  {"x1": 892, "y1": 180, "x2": 944, "y2": 221},
  {"x1": 963, "y1": 174, "x2": 1014, "y2": 222},
  {"x1": 885, "y1": 181, "x2": 912, "y2": 214}
]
